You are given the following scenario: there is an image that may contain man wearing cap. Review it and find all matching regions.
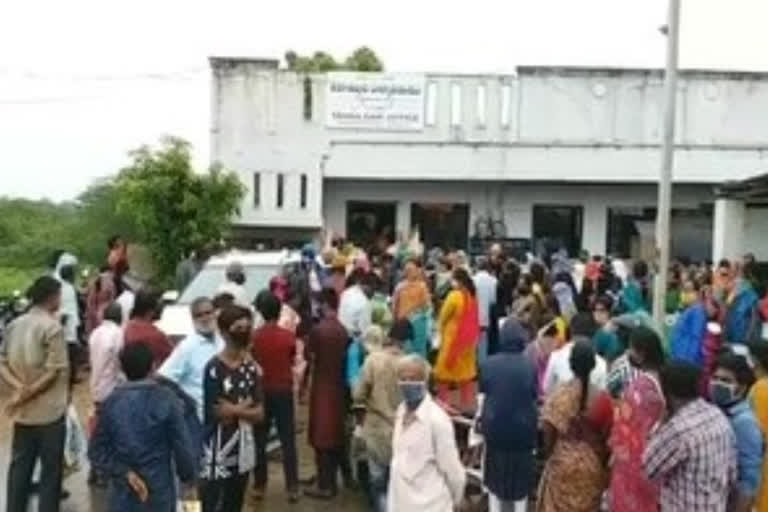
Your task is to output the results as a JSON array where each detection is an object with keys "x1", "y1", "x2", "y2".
[{"x1": 217, "y1": 261, "x2": 250, "y2": 308}]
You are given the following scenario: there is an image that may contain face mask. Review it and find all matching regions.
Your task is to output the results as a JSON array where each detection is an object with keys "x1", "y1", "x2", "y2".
[
  {"x1": 195, "y1": 324, "x2": 215, "y2": 338},
  {"x1": 710, "y1": 381, "x2": 739, "y2": 407},
  {"x1": 399, "y1": 381, "x2": 426, "y2": 410},
  {"x1": 229, "y1": 329, "x2": 251, "y2": 348}
]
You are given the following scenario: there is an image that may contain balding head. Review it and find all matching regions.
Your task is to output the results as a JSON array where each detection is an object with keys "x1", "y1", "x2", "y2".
[{"x1": 397, "y1": 354, "x2": 430, "y2": 382}]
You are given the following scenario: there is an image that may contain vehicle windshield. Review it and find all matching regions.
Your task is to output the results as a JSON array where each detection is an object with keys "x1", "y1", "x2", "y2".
[{"x1": 178, "y1": 264, "x2": 280, "y2": 304}]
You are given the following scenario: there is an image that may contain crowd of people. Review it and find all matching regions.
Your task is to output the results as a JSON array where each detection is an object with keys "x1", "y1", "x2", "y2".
[{"x1": 3, "y1": 233, "x2": 768, "y2": 512}]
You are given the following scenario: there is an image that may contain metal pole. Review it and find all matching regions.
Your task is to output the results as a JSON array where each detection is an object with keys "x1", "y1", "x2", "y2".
[{"x1": 653, "y1": 0, "x2": 682, "y2": 331}]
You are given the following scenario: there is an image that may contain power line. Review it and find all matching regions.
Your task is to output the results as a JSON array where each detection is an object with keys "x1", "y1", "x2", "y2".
[{"x1": 0, "y1": 67, "x2": 207, "y2": 82}]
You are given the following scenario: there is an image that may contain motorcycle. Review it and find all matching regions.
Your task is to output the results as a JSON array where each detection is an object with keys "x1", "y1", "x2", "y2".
[{"x1": 0, "y1": 290, "x2": 29, "y2": 347}]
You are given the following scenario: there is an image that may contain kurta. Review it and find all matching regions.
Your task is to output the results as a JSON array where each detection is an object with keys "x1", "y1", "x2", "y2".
[
  {"x1": 387, "y1": 395, "x2": 466, "y2": 512},
  {"x1": 750, "y1": 377, "x2": 768, "y2": 512},
  {"x1": 306, "y1": 315, "x2": 349, "y2": 450},
  {"x1": 435, "y1": 290, "x2": 477, "y2": 383}
]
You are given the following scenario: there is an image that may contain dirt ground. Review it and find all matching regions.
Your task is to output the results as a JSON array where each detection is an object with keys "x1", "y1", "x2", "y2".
[{"x1": 0, "y1": 379, "x2": 367, "y2": 512}]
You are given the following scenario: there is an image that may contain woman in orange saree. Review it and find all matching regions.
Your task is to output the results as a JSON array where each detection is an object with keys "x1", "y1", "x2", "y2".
[
  {"x1": 537, "y1": 342, "x2": 613, "y2": 512},
  {"x1": 435, "y1": 268, "x2": 480, "y2": 412}
]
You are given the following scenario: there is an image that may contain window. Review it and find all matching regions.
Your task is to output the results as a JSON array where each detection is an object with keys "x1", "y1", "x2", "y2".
[
  {"x1": 252, "y1": 172, "x2": 260, "y2": 207},
  {"x1": 300, "y1": 174, "x2": 308, "y2": 209},
  {"x1": 303, "y1": 76, "x2": 312, "y2": 121},
  {"x1": 532, "y1": 205, "x2": 584, "y2": 258},
  {"x1": 450, "y1": 83, "x2": 462, "y2": 127},
  {"x1": 276, "y1": 173, "x2": 284, "y2": 208},
  {"x1": 426, "y1": 81, "x2": 438, "y2": 126},
  {"x1": 476, "y1": 84, "x2": 486, "y2": 127},
  {"x1": 500, "y1": 84, "x2": 511, "y2": 128}
]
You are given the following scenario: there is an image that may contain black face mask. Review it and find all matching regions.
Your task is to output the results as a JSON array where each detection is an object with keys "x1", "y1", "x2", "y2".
[{"x1": 230, "y1": 329, "x2": 251, "y2": 348}]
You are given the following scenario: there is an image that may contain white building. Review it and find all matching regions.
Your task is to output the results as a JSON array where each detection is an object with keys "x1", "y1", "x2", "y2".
[{"x1": 210, "y1": 57, "x2": 768, "y2": 262}]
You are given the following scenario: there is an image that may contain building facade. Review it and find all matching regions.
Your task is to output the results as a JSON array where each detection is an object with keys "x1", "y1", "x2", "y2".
[{"x1": 210, "y1": 58, "x2": 768, "y2": 261}]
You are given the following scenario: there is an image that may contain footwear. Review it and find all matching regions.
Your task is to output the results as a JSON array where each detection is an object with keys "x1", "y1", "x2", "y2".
[
  {"x1": 299, "y1": 475, "x2": 317, "y2": 486},
  {"x1": 303, "y1": 487, "x2": 332, "y2": 500},
  {"x1": 60, "y1": 489, "x2": 70, "y2": 501},
  {"x1": 251, "y1": 487, "x2": 265, "y2": 501},
  {"x1": 343, "y1": 477, "x2": 358, "y2": 491},
  {"x1": 288, "y1": 489, "x2": 301, "y2": 503}
]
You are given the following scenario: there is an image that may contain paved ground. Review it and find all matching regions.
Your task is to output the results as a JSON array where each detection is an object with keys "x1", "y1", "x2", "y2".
[{"x1": 0, "y1": 378, "x2": 367, "y2": 512}]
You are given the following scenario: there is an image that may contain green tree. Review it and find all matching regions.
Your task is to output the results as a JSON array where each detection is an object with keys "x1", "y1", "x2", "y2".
[
  {"x1": 285, "y1": 46, "x2": 384, "y2": 72},
  {"x1": 114, "y1": 136, "x2": 245, "y2": 284}
]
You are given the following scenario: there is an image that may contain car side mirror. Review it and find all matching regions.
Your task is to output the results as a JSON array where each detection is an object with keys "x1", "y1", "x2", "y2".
[{"x1": 162, "y1": 290, "x2": 179, "y2": 304}]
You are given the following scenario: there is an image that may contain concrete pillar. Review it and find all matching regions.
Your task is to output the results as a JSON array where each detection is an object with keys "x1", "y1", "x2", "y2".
[
  {"x1": 582, "y1": 203, "x2": 608, "y2": 257},
  {"x1": 396, "y1": 200, "x2": 411, "y2": 238},
  {"x1": 713, "y1": 197, "x2": 746, "y2": 263}
]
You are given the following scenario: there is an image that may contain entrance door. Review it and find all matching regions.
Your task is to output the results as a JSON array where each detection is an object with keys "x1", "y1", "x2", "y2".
[
  {"x1": 346, "y1": 201, "x2": 396, "y2": 249},
  {"x1": 411, "y1": 203, "x2": 470, "y2": 250},
  {"x1": 532, "y1": 205, "x2": 583, "y2": 258}
]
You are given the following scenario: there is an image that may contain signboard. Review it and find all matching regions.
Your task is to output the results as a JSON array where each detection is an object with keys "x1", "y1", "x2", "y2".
[{"x1": 325, "y1": 72, "x2": 426, "y2": 131}]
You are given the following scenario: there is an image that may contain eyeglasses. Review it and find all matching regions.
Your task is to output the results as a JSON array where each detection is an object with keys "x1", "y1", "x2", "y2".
[{"x1": 193, "y1": 309, "x2": 215, "y2": 319}]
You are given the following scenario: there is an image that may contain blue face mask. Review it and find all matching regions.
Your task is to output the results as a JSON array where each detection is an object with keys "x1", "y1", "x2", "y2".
[
  {"x1": 399, "y1": 381, "x2": 426, "y2": 410},
  {"x1": 710, "y1": 381, "x2": 739, "y2": 407}
]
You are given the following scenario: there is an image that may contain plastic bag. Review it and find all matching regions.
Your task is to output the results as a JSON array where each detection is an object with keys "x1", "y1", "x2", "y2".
[{"x1": 64, "y1": 404, "x2": 86, "y2": 475}]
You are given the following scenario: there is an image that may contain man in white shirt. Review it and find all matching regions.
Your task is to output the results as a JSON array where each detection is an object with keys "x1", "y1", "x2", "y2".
[
  {"x1": 116, "y1": 272, "x2": 143, "y2": 327},
  {"x1": 216, "y1": 261, "x2": 250, "y2": 308},
  {"x1": 473, "y1": 258, "x2": 498, "y2": 367},
  {"x1": 541, "y1": 313, "x2": 607, "y2": 397},
  {"x1": 338, "y1": 271, "x2": 373, "y2": 339},
  {"x1": 388, "y1": 355, "x2": 466, "y2": 512},
  {"x1": 88, "y1": 303, "x2": 125, "y2": 405}
]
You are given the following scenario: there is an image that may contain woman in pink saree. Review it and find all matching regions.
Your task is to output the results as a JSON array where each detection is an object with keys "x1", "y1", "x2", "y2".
[{"x1": 608, "y1": 326, "x2": 666, "y2": 512}]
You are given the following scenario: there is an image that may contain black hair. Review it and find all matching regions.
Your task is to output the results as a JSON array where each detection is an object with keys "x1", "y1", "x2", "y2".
[
  {"x1": 477, "y1": 258, "x2": 491, "y2": 272},
  {"x1": 190, "y1": 296, "x2": 213, "y2": 314},
  {"x1": 570, "y1": 341, "x2": 596, "y2": 412},
  {"x1": 131, "y1": 289, "x2": 159, "y2": 319},
  {"x1": 216, "y1": 304, "x2": 253, "y2": 333},
  {"x1": 632, "y1": 260, "x2": 649, "y2": 280},
  {"x1": 718, "y1": 259, "x2": 731, "y2": 270},
  {"x1": 452, "y1": 268, "x2": 476, "y2": 296},
  {"x1": 749, "y1": 341, "x2": 768, "y2": 373},
  {"x1": 212, "y1": 292, "x2": 235, "y2": 310},
  {"x1": 48, "y1": 249, "x2": 65, "y2": 270},
  {"x1": 321, "y1": 287, "x2": 339, "y2": 311},
  {"x1": 27, "y1": 276, "x2": 62, "y2": 306},
  {"x1": 629, "y1": 326, "x2": 665, "y2": 370},
  {"x1": 346, "y1": 268, "x2": 366, "y2": 288},
  {"x1": 570, "y1": 312, "x2": 597, "y2": 339},
  {"x1": 593, "y1": 294, "x2": 614, "y2": 312},
  {"x1": 103, "y1": 302, "x2": 123, "y2": 324},
  {"x1": 389, "y1": 318, "x2": 413, "y2": 342},
  {"x1": 120, "y1": 342, "x2": 154, "y2": 381},
  {"x1": 108, "y1": 235, "x2": 122, "y2": 250},
  {"x1": 59, "y1": 264, "x2": 75, "y2": 283},
  {"x1": 255, "y1": 290, "x2": 281, "y2": 322},
  {"x1": 716, "y1": 352, "x2": 756, "y2": 390},
  {"x1": 529, "y1": 262, "x2": 546, "y2": 285},
  {"x1": 660, "y1": 361, "x2": 701, "y2": 402}
]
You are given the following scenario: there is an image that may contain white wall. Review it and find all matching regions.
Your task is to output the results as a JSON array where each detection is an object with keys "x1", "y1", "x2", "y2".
[
  {"x1": 323, "y1": 180, "x2": 712, "y2": 256},
  {"x1": 713, "y1": 198, "x2": 746, "y2": 262},
  {"x1": 745, "y1": 207, "x2": 768, "y2": 260},
  {"x1": 211, "y1": 60, "x2": 768, "y2": 229}
]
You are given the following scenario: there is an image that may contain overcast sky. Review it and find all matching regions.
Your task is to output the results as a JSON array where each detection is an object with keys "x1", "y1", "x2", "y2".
[{"x1": 2, "y1": 0, "x2": 768, "y2": 201}]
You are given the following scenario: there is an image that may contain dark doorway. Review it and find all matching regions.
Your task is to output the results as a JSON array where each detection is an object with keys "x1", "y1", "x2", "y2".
[
  {"x1": 411, "y1": 203, "x2": 470, "y2": 250},
  {"x1": 532, "y1": 205, "x2": 583, "y2": 258},
  {"x1": 346, "y1": 201, "x2": 396, "y2": 250},
  {"x1": 607, "y1": 206, "x2": 712, "y2": 262}
]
